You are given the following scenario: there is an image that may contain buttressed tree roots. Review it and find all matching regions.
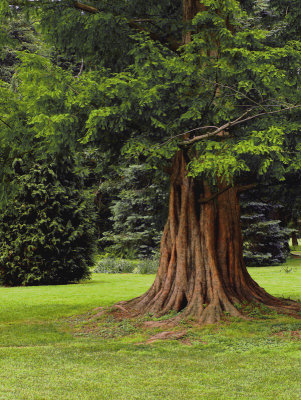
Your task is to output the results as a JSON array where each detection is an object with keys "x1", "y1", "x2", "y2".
[
  {"x1": 67, "y1": 0, "x2": 300, "y2": 324},
  {"x1": 118, "y1": 152, "x2": 300, "y2": 324}
]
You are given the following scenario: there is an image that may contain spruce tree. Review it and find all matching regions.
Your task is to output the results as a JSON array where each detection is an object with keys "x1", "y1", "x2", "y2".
[
  {"x1": 100, "y1": 164, "x2": 168, "y2": 258},
  {"x1": 241, "y1": 200, "x2": 291, "y2": 266}
]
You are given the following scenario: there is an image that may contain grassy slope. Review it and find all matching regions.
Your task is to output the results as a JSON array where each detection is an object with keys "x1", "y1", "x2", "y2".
[{"x1": 0, "y1": 260, "x2": 300, "y2": 400}]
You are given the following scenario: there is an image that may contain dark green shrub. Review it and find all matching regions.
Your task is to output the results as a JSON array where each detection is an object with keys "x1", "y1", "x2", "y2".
[{"x1": 0, "y1": 161, "x2": 96, "y2": 286}]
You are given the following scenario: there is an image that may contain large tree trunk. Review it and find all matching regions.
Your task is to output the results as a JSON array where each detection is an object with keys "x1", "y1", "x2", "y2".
[
  {"x1": 120, "y1": 152, "x2": 299, "y2": 323},
  {"x1": 117, "y1": 0, "x2": 300, "y2": 323}
]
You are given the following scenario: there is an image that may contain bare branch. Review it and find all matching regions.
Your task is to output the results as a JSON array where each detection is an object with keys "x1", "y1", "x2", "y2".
[
  {"x1": 182, "y1": 105, "x2": 301, "y2": 145},
  {"x1": 158, "y1": 125, "x2": 219, "y2": 148},
  {"x1": 182, "y1": 109, "x2": 252, "y2": 145}
]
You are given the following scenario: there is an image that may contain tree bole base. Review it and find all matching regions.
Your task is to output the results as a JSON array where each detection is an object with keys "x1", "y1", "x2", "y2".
[{"x1": 114, "y1": 152, "x2": 300, "y2": 324}]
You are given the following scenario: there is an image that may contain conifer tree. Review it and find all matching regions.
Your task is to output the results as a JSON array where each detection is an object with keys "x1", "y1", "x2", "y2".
[
  {"x1": 100, "y1": 164, "x2": 168, "y2": 258},
  {"x1": 0, "y1": 159, "x2": 96, "y2": 286},
  {"x1": 241, "y1": 199, "x2": 291, "y2": 266}
]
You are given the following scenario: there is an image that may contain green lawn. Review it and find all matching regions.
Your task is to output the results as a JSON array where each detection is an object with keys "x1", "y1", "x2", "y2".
[{"x1": 0, "y1": 260, "x2": 300, "y2": 400}]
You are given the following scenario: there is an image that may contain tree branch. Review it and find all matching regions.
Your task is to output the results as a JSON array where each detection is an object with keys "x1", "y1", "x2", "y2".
[
  {"x1": 182, "y1": 105, "x2": 301, "y2": 145},
  {"x1": 199, "y1": 184, "x2": 232, "y2": 203},
  {"x1": 75, "y1": 58, "x2": 84, "y2": 78},
  {"x1": 73, "y1": 1, "x2": 98, "y2": 13},
  {"x1": 158, "y1": 125, "x2": 219, "y2": 148}
]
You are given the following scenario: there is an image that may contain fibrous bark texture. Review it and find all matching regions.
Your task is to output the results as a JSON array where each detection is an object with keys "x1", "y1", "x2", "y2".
[
  {"x1": 118, "y1": 0, "x2": 300, "y2": 324},
  {"x1": 120, "y1": 152, "x2": 300, "y2": 324}
]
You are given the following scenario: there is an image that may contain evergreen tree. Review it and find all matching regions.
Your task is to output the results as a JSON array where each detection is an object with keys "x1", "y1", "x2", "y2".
[
  {"x1": 241, "y1": 199, "x2": 291, "y2": 266},
  {"x1": 0, "y1": 158, "x2": 96, "y2": 286},
  {"x1": 100, "y1": 164, "x2": 168, "y2": 258}
]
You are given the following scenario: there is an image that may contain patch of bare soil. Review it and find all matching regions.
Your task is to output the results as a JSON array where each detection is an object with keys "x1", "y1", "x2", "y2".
[{"x1": 273, "y1": 330, "x2": 301, "y2": 340}]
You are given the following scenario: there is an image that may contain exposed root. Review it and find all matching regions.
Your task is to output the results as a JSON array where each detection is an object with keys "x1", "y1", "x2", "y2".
[
  {"x1": 114, "y1": 293, "x2": 300, "y2": 325},
  {"x1": 111, "y1": 152, "x2": 301, "y2": 325}
]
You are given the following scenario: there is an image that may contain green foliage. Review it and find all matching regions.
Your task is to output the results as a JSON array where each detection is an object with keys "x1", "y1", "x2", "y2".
[
  {"x1": 268, "y1": 0, "x2": 301, "y2": 43},
  {"x1": 0, "y1": 160, "x2": 96, "y2": 286},
  {"x1": 72, "y1": 18, "x2": 300, "y2": 185},
  {"x1": 241, "y1": 200, "x2": 291, "y2": 266},
  {"x1": 0, "y1": 0, "x2": 300, "y2": 287},
  {"x1": 37, "y1": 0, "x2": 182, "y2": 71},
  {"x1": 99, "y1": 164, "x2": 168, "y2": 258},
  {"x1": 2, "y1": 0, "x2": 300, "y2": 188},
  {"x1": 0, "y1": 13, "x2": 46, "y2": 83}
]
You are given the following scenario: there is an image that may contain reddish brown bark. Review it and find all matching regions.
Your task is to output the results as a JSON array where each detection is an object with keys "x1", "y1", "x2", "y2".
[
  {"x1": 118, "y1": 0, "x2": 300, "y2": 323},
  {"x1": 119, "y1": 152, "x2": 300, "y2": 323}
]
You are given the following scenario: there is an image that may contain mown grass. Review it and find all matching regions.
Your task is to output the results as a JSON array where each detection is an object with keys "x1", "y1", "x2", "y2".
[{"x1": 0, "y1": 260, "x2": 300, "y2": 400}]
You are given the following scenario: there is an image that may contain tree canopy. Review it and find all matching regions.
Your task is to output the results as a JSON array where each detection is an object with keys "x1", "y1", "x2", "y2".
[{"x1": 1, "y1": 0, "x2": 300, "y2": 190}]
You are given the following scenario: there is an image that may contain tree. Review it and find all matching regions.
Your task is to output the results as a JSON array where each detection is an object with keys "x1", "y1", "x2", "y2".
[
  {"x1": 0, "y1": 11, "x2": 98, "y2": 285},
  {"x1": 0, "y1": 159, "x2": 96, "y2": 286},
  {"x1": 111, "y1": 0, "x2": 301, "y2": 322},
  {"x1": 2, "y1": 0, "x2": 301, "y2": 321},
  {"x1": 240, "y1": 197, "x2": 291, "y2": 266},
  {"x1": 100, "y1": 163, "x2": 168, "y2": 259}
]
